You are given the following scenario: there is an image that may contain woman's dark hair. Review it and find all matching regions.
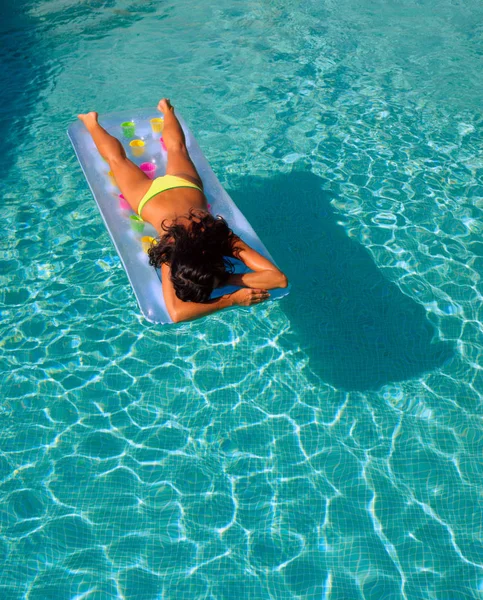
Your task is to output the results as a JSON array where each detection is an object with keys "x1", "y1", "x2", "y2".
[{"x1": 148, "y1": 209, "x2": 240, "y2": 303}]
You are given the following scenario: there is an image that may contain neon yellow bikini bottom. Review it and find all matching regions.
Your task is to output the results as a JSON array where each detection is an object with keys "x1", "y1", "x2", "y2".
[{"x1": 137, "y1": 175, "x2": 203, "y2": 216}]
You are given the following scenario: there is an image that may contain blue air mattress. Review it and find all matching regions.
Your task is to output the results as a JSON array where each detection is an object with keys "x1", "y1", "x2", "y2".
[{"x1": 68, "y1": 107, "x2": 289, "y2": 324}]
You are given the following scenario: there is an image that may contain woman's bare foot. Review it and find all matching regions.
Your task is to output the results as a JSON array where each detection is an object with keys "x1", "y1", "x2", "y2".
[
  {"x1": 77, "y1": 111, "x2": 99, "y2": 130},
  {"x1": 157, "y1": 99, "x2": 173, "y2": 114}
]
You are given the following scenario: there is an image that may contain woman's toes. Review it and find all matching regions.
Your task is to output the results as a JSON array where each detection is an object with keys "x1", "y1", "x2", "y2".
[
  {"x1": 78, "y1": 111, "x2": 98, "y2": 126},
  {"x1": 157, "y1": 99, "x2": 172, "y2": 113}
]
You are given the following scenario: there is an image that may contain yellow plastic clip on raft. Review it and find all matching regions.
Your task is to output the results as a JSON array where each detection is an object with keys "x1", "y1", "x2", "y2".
[
  {"x1": 141, "y1": 236, "x2": 156, "y2": 254},
  {"x1": 150, "y1": 118, "x2": 164, "y2": 134},
  {"x1": 129, "y1": 139, "x2": 145, "y2": 157}
]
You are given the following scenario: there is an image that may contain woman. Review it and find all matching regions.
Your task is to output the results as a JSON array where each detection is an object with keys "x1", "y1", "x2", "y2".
[{"x1": 78, "y1": 99, "x2": 288, "y2": 322}]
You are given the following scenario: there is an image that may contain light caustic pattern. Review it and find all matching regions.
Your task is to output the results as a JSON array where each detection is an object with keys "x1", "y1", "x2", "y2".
[
  {"x1": 2, "y1": 311, "x2": 483, "y2": 599},
  {"x1": 2, "y1": 0, "x2": 483, "y2": 598}
]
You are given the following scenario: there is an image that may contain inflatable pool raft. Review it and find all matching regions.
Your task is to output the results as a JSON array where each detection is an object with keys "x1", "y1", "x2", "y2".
[{"x1": 68, "y1": 107, "x2": 289, "y2": 324}]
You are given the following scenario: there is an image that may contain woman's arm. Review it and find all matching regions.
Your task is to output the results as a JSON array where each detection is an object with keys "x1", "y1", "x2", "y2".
[
  {"x1": 226, "y1": 237, "x2": 288, "y2": 290},
  {"x1": 161, "y1": 264, "x2": 269, "y2": 323}
]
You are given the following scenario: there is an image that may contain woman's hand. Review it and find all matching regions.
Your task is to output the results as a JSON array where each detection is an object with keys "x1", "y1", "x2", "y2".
[{"x1": 230, "y1": 288, "x2": 270, "y2": 306}]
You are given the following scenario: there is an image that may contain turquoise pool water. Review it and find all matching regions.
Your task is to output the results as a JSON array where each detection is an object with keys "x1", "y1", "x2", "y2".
[{"x1": 1, "y1": 0, "x2": 483, "y2": 598}]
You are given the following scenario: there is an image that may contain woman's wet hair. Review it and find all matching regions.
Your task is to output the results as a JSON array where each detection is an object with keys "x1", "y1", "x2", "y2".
[{"x1": 147, "y1": 209, "x2": 241, "y2": 303}]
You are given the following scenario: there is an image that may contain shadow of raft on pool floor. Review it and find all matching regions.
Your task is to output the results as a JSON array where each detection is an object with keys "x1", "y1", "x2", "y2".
[{"x1": 227, "y1": 171, "x2": 454, "y2": 392}]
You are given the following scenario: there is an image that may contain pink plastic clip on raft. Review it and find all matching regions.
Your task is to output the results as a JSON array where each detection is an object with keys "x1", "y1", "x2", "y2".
[
  {"x1": 119, "y1": 194, "x2": 131, "y2": 211},
  {"x1": 140, "y1": 162, "x2": 157, "y2": 180}
]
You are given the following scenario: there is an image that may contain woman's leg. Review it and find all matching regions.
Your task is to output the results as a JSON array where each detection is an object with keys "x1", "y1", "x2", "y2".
[
  {"x1": 78, "y1": 112, "x2": 151, "y2": 213},
  {"x1": 158, "y1": 99, "x2": 204, "y2": 189}
]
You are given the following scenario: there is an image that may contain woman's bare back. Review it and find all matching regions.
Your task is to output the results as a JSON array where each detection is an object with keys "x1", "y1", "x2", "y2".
[{"x1": 139, "y1": 181, "x2": 208, "y2": 235}]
